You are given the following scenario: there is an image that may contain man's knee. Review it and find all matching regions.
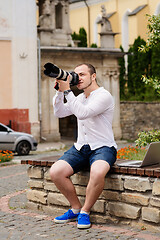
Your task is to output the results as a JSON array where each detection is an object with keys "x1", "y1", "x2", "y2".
[
  {"x1": 49, "y1": 160, "x2": 73, "y2": 182},
  {"x1": 90, "y1": 160, "x2": 110, "y2": 180}
]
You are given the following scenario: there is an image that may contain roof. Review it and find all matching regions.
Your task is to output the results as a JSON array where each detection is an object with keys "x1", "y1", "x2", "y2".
[{"x1": 128, "y1": 4, "x2": 147, "y2": 16}]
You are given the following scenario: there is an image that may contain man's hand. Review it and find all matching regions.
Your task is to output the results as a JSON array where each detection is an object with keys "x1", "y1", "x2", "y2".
[{"x1": 56, "y1": 75, "x2": 71, "y2": 92}]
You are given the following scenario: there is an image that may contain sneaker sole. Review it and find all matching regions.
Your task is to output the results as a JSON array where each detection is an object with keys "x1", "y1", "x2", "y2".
[
  {"x1": 77, "y1": 223, "x2": 91, "y2": 229},
  {"x1": 54, "y1": 217, "x2": 77, "y2": 223}
]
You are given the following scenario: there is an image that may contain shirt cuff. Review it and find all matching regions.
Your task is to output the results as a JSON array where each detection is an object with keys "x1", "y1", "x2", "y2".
[
  {"x1": 65, "y1": 91, "x2": 75, "y2": 101},
  {"x1": 53, "y1": 91, "x2": 64, "y2": 105}
]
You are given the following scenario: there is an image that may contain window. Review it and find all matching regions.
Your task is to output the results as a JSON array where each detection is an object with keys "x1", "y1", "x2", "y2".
[
  {"x1": 55, "y1": 3, "x2": 63, "y2": 29},
  {"x1": 0, "y1": 125, "x2": 7, "y2": 132}
]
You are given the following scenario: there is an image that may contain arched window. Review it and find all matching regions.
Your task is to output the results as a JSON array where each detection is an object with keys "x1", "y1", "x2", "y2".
[
  {"x1": 155, "y1": 2, "x2": 160, "y2": 15},
  {"x1": 121, "y1": 9, "x2": 131, "y2": 74}
]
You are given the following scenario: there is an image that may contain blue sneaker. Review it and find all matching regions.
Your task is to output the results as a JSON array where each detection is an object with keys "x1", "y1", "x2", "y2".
[
  {"x1": 77, "y1": 213, "x2": 91, "y2": 229},
  {"x1": 54, "y1": 209, "x2": 79, "y2": 223}
]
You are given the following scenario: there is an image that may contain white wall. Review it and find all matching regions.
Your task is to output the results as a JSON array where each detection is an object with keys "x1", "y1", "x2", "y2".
[{"x1": 11, "y1": 0, "x2": 39, "y2": 135}]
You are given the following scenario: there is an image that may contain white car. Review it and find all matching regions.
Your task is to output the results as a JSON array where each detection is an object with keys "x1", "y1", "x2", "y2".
[{"x1": 0, "y1": 123, "x2": 38, "y2": 155}]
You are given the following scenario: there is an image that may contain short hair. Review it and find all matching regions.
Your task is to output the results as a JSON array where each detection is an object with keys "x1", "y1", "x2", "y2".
[{"x1": 75, "y1": 63, "x2": 96, "y2": 75}]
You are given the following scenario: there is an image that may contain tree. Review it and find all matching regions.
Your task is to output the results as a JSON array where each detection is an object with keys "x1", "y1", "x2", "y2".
[
  {"x1": 71, "y1": 27, "x2": 87, "y2": 47},
  {"x1": 139, "y1": 14, "x2": 160, "y2": 94},
  {"x1": 118, "y1": 46, "x2": 126, "y2": 99},
  {"x1": 127, "y1": 36, "x2": 151, "y2": 100}
]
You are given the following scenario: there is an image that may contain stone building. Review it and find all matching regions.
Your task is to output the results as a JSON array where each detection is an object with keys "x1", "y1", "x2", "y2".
[{"x1": 38, "y1": 0, "x2": 123, "y2": 141}]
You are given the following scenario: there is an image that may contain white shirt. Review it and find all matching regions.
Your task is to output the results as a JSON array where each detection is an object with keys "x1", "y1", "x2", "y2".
[{"x1": 53, "y1": 87, "x2": 117, "y2": 150}]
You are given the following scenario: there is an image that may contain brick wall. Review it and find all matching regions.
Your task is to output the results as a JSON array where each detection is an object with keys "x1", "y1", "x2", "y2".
[
  {"x1": 0, "y1": 109, "x2": 31, "y2": 133},
  {"x1": 26, "y1": 166, "x2": 160, "y2": 229},
  {"x1": 120, "y1": 101, "x2": 160, "y2": 140}
]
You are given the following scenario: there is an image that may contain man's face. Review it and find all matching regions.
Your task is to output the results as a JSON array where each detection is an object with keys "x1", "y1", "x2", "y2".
[{"x1": 74, "y1": 65, "x2": 94, "y2": 90}]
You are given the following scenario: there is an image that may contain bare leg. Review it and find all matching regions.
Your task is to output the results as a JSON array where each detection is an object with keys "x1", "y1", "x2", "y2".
[
  {"x1": 50, "y1": 160, "x2": 82, "y2": 209},
  {"x1": 81, "y1": 160, "x2": 110, "y2": 212}
]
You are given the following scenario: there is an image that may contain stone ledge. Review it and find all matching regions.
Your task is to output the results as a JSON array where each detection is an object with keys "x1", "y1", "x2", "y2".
[
  {"x1": 22, "y1": 157, "x2": 160, "y2": 229},
  {"x1": 21, "y1": 156, "x2": 160, "y2": 178}
]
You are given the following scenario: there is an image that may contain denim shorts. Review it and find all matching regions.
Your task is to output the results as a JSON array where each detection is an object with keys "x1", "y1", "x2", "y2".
[{"x1": 58, "y1": 144, "x2": 117, "y2": 173}]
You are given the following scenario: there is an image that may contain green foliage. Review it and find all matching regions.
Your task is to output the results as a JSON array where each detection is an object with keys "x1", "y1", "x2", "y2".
[
  {"x1": 118, "y1": 46, "x2": 126, "y2": 99},
  {"x1": 135, "y1": 129, "x2": 160, "y2": 147},
  {"x1": 72, "y1": 27, "x2": 87, "y2": 47},
  {"x1": 127, "y1": 36, "x2": 151, "y2": 100},
  {"x1": 78, "y1": 28, "x2": 87, "y2": 47},
  {"x1": 139, "y1": 14, "x2": 160, "y2": 53},
  {"x1": 118, "y1": 36, "x2": 160, "y2": 101},
  {"x1": 90, "y1": 43, "x2": 98, "y2": 48},
  {"x1": 139, "y1": 14, "x2": 160, "y2": 95}
]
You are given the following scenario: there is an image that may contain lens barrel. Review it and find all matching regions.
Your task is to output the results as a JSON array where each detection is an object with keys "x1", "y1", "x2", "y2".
[{"x1": 44, "y1": 63, "x2": 79, "y2": 87}]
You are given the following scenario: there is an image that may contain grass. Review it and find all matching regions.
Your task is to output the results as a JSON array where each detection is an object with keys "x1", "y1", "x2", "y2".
[
  {"x1": 117, "y1": 145, "x2": 147, "y2": 160},
  {"x1": 0, "y1": 150, "x2": 14, "y2": 163}
]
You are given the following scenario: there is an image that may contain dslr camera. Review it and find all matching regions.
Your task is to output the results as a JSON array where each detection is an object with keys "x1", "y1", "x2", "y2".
[{"x1": 44, "y1": 62, "x2": 79, "y2": 90}]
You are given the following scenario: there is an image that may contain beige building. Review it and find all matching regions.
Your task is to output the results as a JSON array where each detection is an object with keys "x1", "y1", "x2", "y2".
[{"x1": 69, "y1": 0, "x2": 160, "y2": 51}]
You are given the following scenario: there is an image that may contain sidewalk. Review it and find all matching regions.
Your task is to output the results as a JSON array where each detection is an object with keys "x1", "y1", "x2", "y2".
[
  {"x1": 36, "y1": 139, "x2": 136, "y2": 152},
  {"x1": 0, "y1": 162, "x2": 160, "y2": 239}
]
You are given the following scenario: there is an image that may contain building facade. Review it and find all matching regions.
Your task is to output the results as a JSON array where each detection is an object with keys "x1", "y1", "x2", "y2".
[
  {"x1": 0, "y1": 0, "x2": 39, "y2": 139},
  {"x1": 69, "y1": 0, "x2": 160, "y2": 51}
]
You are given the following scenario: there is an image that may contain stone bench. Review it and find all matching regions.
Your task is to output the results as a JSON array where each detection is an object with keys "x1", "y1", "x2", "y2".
[{"x1": 21, "y1": 156, "x2": 160, "y2": 230}]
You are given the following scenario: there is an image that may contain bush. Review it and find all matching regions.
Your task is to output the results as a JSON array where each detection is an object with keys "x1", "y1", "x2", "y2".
[
  {"x1": 0, "y1": 150, "x2": 14, "y2": 163},
  {"x1": 90, "y1": 43, "x2": 97, "y2": 48},
  {"x1": 72, "y1": 27, "x2": 87, "y2": 47},
  {"x1": 135, "y1": 129, "x2": 160, "y2": 147}
]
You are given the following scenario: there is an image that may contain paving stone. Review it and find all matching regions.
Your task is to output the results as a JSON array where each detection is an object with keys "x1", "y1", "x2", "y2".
[{"x1": 0, "y1": 157, "x2": 160, "y2": 240}]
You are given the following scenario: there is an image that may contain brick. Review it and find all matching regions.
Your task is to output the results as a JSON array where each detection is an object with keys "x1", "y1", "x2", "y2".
[
  {"x1": 104, "y1": 174, "x2": 124, "y2": 191},
  {"x1": 28, "y1": 179, "x2": 44, "y2": 189},
  {"x1": 142, "y1": 207, "x2": 160, "y2": 223},
  {"x1": 91, "y1": 200, "x2": 105, "y2": 213},
  {"x1": 44, "y1": 181, "x2": 59, "y2": 192},
  {"x1": 124, "y1": 176, "x2": 152, "y2": 192},
  {"x1": 48, "y1": 192, "x2": 70, "y2": 207},
  {"x1": 42, "y1": 205, "x2": 66, "y2": 217},
  {"x1": 152, "y1": 179, "x2": 160, "y2": 196},
  {"x1": 101, "y1": 190, "x2": 120, "y2": 201},
  {"x1": 150, "y1": 197, "x2": 160, "y2": 208},
  {"x1": 27, "y1": 166, "x2": 43, "y2": 179},
  {"x1": 27, "y1": 189, "x2": 47, "y2": 204},
  {"x1": 75, "y1": 185, "x2": 86, "y2": 196},
  {"x1": 121, "y1": 192, "x2": 149, "y2": 206},
  {"x1": 108, "y1": 202, "x2": 141, "y2": 219},
  {"x1": 71, "y1": 172, "x2": 89, "y2": 186},
  {"x1": 44, "y1": 168, "x2": 52, "y2": 181}
]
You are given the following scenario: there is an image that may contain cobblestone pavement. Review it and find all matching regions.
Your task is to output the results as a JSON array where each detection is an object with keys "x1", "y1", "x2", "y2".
[{"x1": 0, "y1": 146, "x2": 160, "y2": 239}]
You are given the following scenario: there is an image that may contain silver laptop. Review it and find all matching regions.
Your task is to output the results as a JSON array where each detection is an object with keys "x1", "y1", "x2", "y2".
[{"x1": 116, "y1": 142, "x2": 160, "y2": 168}]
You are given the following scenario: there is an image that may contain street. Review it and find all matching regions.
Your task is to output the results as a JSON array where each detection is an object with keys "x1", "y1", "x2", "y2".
[{"x1": 0, "y1": 149, "x2": 160, "y2": 240}]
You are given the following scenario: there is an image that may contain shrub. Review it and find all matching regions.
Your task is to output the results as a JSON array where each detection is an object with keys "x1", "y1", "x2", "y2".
[
  {"x1": 135, "y1": 129, "x2": 160, "y2": 147},
  {"x1": 0, "y1": 150, "x2": 14, "y2": 163},
  {"x1": 72, "y1": 27, "x2": 87, "y2": 47}
]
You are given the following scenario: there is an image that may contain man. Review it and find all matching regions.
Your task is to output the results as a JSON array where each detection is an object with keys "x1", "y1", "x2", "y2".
[{"x1": 50, "y1": 63, "x2": 117, "y2": 229}]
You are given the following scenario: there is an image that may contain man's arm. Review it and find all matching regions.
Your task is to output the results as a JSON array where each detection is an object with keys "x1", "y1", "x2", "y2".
[
  {"x1": 53, "y1": 91, "x2": 72, "y2": 118},
  {"x1": 65, "y1": 91, "x2": 114, "y2": 120}
]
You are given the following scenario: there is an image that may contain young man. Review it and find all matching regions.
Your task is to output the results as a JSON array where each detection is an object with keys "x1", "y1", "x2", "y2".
[{"x1": 50, "y1": 63, "x2": 117, "y2": 229}]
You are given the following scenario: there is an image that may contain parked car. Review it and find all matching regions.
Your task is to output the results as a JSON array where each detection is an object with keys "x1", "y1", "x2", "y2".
[{"x1": 0, "y1": 123, "x2": 38, "y2": 155}]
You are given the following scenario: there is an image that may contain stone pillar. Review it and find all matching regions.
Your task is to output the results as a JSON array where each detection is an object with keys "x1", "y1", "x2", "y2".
[
  {"x1": 41, "y1": 77, "x2": 60, "y2": 142},
  {"x1": 102, "y1": 67, "x2": 122, "y2": 140}
]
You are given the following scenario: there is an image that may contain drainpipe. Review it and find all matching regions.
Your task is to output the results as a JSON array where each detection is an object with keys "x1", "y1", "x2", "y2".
[
  {"x1": 37, "y1": 37, "x2": 42, "y2": 141},
  {"x1": 84, "y1": 0, "x2": 90, "y2": 47}
]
